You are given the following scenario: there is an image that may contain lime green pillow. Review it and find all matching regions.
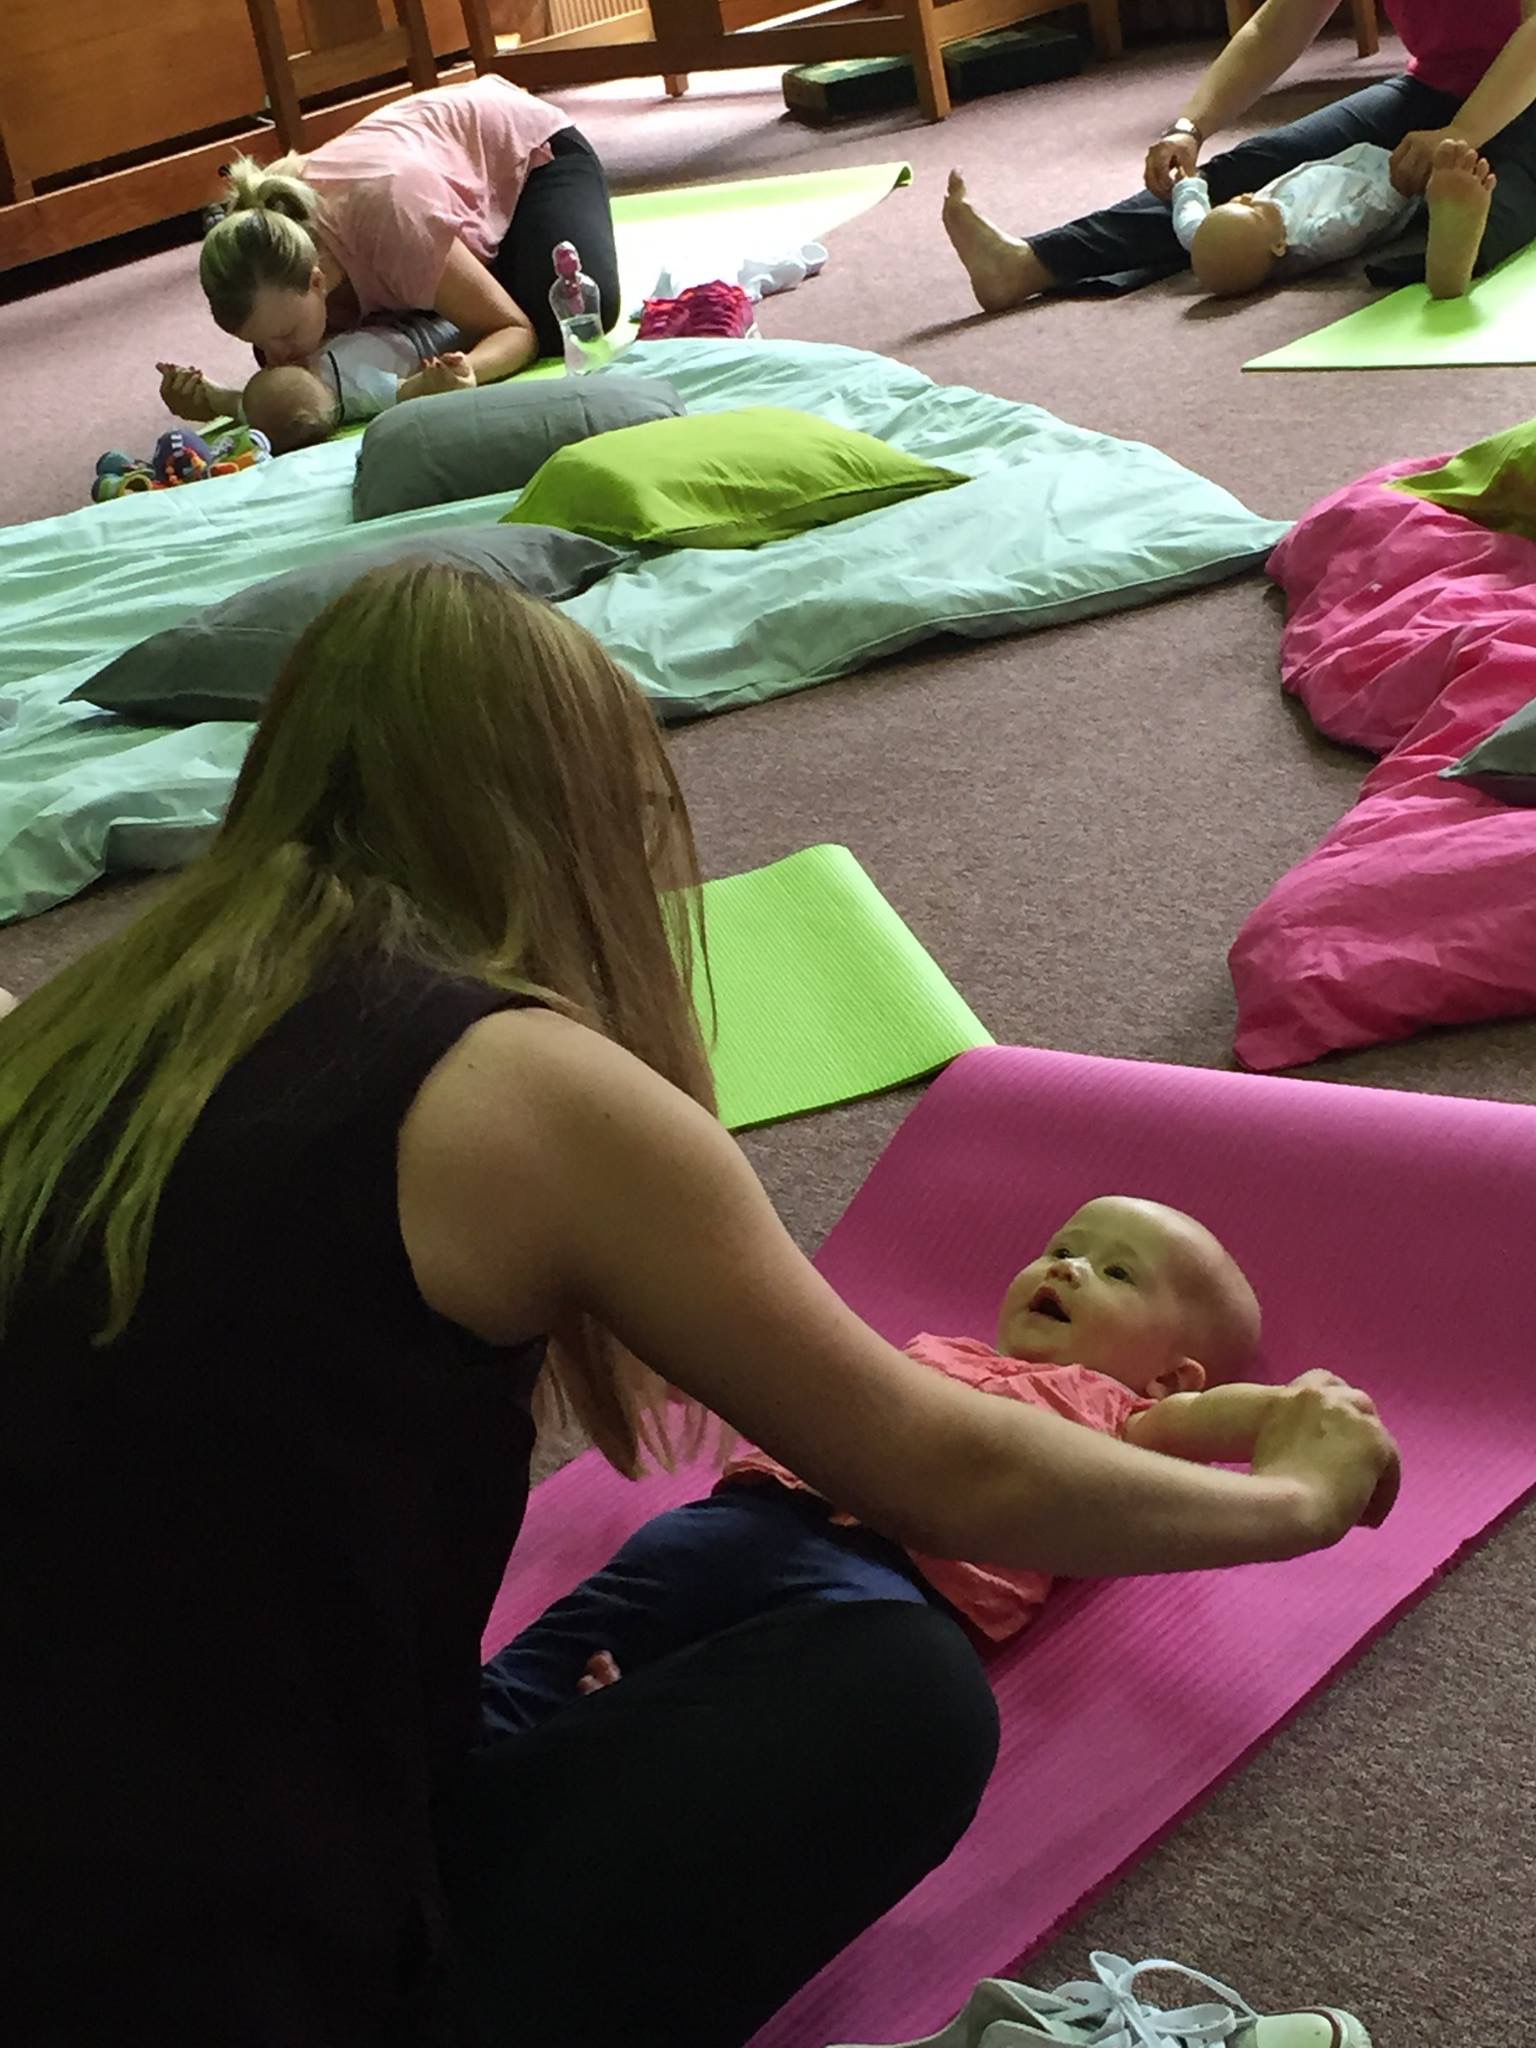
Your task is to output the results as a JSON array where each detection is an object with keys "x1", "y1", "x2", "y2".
[
  {"x1": 1394, "y1": 417, "x2": 1536, "y2": 539},
  {"x1": 500, "y1": 406, "x2": 966, "y2": 549}
]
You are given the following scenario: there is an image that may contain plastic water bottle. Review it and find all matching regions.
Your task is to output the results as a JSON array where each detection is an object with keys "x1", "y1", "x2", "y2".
[{"x1": 549, "y1": 242, "x2": 609, "y2": 374}]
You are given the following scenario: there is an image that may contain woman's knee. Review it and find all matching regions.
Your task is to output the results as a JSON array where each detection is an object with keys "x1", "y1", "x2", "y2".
[{"x1": 819, "y1": 1601, "x2": 999, "y2": 1836}]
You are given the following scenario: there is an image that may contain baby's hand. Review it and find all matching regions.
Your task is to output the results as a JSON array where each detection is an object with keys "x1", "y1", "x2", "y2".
[
  {"x1": 397, "y1": 351, "x2": 477, "y2": 403},
  {"x1": 578, "y1": 1651, "x2": 621, "y2": 1696},
  {"x1": 156, "y1": 362, "x2": 220, "y2": 422}
]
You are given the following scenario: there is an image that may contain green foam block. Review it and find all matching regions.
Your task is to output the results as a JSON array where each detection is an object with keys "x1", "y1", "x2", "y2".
[
  {"x1": 1245, "y1": 242, "x2": 1536, "y2": 371},
  {"x1": 690, "y1": 844, "x2": 993, "y2": 1131}
]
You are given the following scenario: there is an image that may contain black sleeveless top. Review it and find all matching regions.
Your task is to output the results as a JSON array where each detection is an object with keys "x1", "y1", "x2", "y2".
[{"x1": 1, "y1": 957, "x2": 545, "y2": 2044}]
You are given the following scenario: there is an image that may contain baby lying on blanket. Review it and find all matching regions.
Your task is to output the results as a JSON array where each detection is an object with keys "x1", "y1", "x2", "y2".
[
  {"x1": 161, "y1": 310, "x2": 472, "y2": 456},
  {"x1": 480, "y1": 1195, "x2": 1386, "y2": 1738},
  {"x1": 1172, "y1": 136, "x2": 1495, "y2": 300}
]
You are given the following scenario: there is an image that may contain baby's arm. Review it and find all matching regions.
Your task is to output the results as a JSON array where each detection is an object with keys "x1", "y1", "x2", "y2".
[
  {"x1": 1124, "y1": 1383, "x2": 1282, "y2": 1462},
  {"x1": 1169, "y1": 172, "x2": 1213, "y2": 252},
  {"x1": 1125, "y1": 1369, "x2": 1383, "y2": 1465}
]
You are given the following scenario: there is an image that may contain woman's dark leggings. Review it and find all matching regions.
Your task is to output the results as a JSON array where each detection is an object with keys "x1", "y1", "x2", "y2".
[
  {"x1": 491, "y1": 124, "x2": 621, "y2": 355},
  {"x1": 434, "y1": 1599, "x2": 999, "y2": 2048},
  {"x1": 1030, "y1": 73, "x2": 1536, "y2": 293}
]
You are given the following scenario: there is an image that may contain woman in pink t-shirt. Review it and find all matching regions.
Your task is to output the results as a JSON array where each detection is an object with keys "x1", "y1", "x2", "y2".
[
  {"x1": 942, "y1": 0, "x2": 1536, "y2": 308},
  {"x1": 159, "y1": 76, "x2": 616, "y2": 420}
]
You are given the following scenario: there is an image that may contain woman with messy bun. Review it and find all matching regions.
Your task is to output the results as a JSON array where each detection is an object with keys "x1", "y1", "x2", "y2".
[{"x1": 158, "y1": 74, "x2": 617, "y2": 419}]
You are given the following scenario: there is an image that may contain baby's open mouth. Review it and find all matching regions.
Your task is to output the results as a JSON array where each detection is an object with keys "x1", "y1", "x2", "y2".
[{"x1": 1029, "y1": 1286, "x2": 1071, "y2": 1323}]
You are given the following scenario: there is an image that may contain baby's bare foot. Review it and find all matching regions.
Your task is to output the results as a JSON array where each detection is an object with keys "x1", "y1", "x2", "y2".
[
  {"x1": 942, "y1": 171, "x2": 1053, "y2": 313},
  {"x1": 1425, "y1": 138, "x2": 1496, "y2": 300}
]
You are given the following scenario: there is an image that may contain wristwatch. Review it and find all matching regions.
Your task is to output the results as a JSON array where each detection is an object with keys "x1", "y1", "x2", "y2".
[{"x1": 1163, "y1": 116, "x2": 1202, "y2": 144}]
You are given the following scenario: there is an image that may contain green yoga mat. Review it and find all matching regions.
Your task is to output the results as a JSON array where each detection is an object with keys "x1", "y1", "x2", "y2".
[
  {"x1": 522, "y1": 160, "x2": 912, "y2": 380},
  {"x1": 691, "y1": 844, "x2": 992, "y2": 1131},
  {"x1": 1245, "y1": 242, "x2": 1536, "y2": 371}
]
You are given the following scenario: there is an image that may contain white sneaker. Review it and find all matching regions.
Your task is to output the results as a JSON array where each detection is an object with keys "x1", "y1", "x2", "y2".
[{"x1": 826, "y1": 1952, "x2": 1372, "y2": 2048}]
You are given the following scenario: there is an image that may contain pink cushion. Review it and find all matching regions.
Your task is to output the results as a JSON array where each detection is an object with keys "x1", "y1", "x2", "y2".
[{"x1": 1230, "y1": 465, "x2": 1536, "y2": 1070}]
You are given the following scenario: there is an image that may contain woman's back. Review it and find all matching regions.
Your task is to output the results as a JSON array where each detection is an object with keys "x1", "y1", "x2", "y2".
[{"x1": 1, "y1": 955, "x2": 543, "y2": 2044}]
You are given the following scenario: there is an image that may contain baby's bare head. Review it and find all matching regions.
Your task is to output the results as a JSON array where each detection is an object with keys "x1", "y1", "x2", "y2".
[
  {"x1": 1191, "y1": 198, "x2": 1287, "y2": 297},
  {"x1": 242, "y1": 364, "x2": 339, "y2": 455},
  {"x1": 996, "y1": 1195, "x2": 1261, "y2": 1397}
]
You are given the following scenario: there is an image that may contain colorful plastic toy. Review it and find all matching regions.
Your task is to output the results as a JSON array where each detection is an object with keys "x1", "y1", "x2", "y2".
[{"x1": 91, "y1": 425, "x2": 271, "y2": 503}]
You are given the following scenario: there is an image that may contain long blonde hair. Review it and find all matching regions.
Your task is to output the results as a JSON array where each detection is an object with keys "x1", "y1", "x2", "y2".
[
  {"x1": 0, "y1": 564, "x2": 718, "y2": 1478},
  {"x1": 200, "y1": 152, "x2": 323, "y2": 333}
]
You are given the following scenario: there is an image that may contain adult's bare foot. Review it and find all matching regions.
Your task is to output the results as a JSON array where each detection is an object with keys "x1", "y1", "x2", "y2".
[
  {"x1": 1425, "y1": 138, "x2": 1496, "y2": 300},
  {"x1": 942, "y1": 171, "x2": 1054, "y2": 313}
]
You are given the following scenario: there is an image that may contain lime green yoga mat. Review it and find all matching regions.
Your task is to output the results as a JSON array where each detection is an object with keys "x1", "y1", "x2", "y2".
[
  {"x1": 1245, "y1": 242, "x2": 1536, "y2": 371},
  {"x1": 692, "y1": 843, "x2": 992, "y2": 1131},
  {"x1": 522, "y1": 160, "x2": 912, "y2": 379}
]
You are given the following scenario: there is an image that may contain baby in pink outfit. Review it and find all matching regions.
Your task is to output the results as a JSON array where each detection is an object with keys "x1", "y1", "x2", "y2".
[{"x1": 480, "y1": 1193, "x2": 1382, "y2": 1736}]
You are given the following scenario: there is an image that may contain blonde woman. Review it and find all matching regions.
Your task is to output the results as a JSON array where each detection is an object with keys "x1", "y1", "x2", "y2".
[
  {"x1": 0, "y1": 567, "x2": 1399, "y2": 2047},
  {"x1": 157, "y1": 74, "x2": 616, "y2": 422}
]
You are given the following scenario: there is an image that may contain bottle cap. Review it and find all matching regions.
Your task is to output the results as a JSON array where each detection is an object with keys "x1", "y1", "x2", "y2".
[{"x1": 553, "y1": 241, "x2": 580, "y2": 280}]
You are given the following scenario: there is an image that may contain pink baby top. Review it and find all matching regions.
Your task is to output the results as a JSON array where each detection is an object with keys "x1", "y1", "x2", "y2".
[
  {"x1": 1385, "y1": 0, "x2": 1522, "y2": 99},
  {"x1": 297, "y1": 76, "x2": 569, "y2": 315},
  {"x1": 721, "y1": 1334, "x2": 1153, "y2": 1644}
]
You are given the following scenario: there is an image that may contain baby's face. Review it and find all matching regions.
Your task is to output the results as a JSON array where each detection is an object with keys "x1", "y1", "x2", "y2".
[{"x1": 996, "y1": 1197, "x2": 1209, "y2": 1394}]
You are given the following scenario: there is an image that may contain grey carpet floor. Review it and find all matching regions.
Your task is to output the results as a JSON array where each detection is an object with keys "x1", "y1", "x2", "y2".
[{"x1": 2, "y1": 33, "x2": 1532, "y2": 2045}]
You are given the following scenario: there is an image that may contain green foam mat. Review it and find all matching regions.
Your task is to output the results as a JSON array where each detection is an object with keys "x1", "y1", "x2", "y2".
[
  {"x1": 1245, "y1": 242, "x2": 1536, "y2": 371},
  {"x1": 520, "y1": 160, "x2": 912, "y2": 381},
  {"x1": 691, "y1": 843, "x2": 992, "y2": 1131}
]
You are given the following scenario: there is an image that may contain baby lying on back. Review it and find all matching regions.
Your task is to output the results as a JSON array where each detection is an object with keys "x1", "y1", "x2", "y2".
[
  {"x1": 479, "y1": 1194, "x2": 1391, "y2": 1737},
  {"x1": 239, "y1": 311, "x2": 473, "y2": 454}
]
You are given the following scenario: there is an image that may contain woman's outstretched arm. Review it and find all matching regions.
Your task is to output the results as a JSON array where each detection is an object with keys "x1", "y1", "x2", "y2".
[
  {"x1": 1146, "y1": 0, "x2": 1343, "y2": 195},
  {"x1": 400, "y1": 1009, "x2": 1401, "y2": 1580},
  {"x1": 429, "y1": 239, "x2": 539, "y2": 382}
]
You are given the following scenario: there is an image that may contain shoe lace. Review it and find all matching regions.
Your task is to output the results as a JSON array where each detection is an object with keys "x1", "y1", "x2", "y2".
[{"x1": 1047, "y1": 1951, "x2": 1260, "y2": 2047}]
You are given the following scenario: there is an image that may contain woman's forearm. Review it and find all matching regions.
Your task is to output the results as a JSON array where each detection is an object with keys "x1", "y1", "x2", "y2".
[
  {"x1": 899, "y1": 1395, "x2": 1321, "y2": 1577},
  {"x1": 464, "y1": 321, "x2": 539, "y2": 384},
  {"x1": 1450, "y1": 15, "x2": 1536, "y2": 147},
  {"x1": 1183, "y1": 0, "x2": 1340, "y2": 140}
]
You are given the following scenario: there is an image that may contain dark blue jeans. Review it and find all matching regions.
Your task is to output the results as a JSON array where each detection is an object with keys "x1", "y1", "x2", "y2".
[
  {"x1": 479, "y1": 1483, "x2": 937, "y2": 1740},
  {"x1": 1031, "y1": 73, "x2": 1536, "y2": 292}
]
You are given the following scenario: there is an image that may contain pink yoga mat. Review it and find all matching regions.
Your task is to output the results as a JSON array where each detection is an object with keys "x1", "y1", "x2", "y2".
[{"x1": 482, "y1": 1045, "x2": 1536, "y2": 2047}]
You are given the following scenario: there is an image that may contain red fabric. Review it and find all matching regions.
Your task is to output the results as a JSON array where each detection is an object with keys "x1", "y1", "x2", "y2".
[
  {"x1": 1230, "y1": 462, "x2": 1536, "y2": 1071},
  {"x1": 723, "y1": 1334, "x2": 1151, "y2": 1642},
  {"x1": 1385, "y1": 0, "x2": 1522, "y2": 99},
  {"x1": 637, "y1": 281, "x2": 756, "y2": 340}
]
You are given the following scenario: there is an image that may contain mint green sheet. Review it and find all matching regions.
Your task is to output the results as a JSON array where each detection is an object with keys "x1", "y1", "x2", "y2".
[{"x1": 0, "y1": 339, "x2": 1287, "y2": 923}]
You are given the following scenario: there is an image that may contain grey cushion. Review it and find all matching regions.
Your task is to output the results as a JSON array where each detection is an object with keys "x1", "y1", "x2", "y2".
[
  {"x1": 1443, "y1": 695, "x2": 1536, "y2": 803},
  {"x1": 352, "y1": 375, "x2": 687, "y2": 522},
  {"x1": 69, "y1": 525, "x2": 625, "y2": 726}
]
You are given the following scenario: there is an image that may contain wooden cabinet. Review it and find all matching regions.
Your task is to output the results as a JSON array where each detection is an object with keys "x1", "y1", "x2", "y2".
[{"x1": 0, "y1": 0, "x2": 473, "y2": 271}]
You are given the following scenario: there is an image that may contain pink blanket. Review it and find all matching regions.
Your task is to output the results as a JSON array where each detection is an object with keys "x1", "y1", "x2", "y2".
[
  {"x1": 1230, "y1": 461, "x2": 1536, "y2": 1071},
  {"x1": 483, "y1": 1045, "x2": 1536, "y2": 2047}
]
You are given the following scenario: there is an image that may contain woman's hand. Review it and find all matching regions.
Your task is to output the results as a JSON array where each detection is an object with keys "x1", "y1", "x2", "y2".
[
  {"x1": 156, "y1": 362, "x2": 223, "y2": 423},
  {"x1": 1146, "y1": 131, "x2": 1200, "y2": 201},
  {"x1": 1390, "y1": 127, "x2": 1458, "y2": 196},
  {"x1": 1250, "y1": 1369, "x2": 1401, "y2": 1543}
]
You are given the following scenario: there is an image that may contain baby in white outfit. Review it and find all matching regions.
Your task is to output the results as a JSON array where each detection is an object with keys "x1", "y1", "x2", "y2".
[
  {"x1": 241, "y1": 310, "x2": 465, "y2": 454},
  {"x1": 1171, "y1": 136, "x2": 1495, "y2": 298}
]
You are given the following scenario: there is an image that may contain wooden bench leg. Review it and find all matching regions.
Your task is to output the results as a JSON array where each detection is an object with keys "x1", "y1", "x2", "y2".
[
  {"x1": 1352, "y1": 0, "x2": 1379, "y2": 58},
  {"x1": 1087, "y1": 0, "x2": 1122, "y2": 60},
  {"x1": 663, "y1": 73, "x2": 689, "y2": 95},
  {"x1": 904, "y1": 0, "x2": 950, "y2": 120}
]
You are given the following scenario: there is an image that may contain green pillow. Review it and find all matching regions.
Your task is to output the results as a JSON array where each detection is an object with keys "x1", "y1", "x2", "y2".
[
  {"x1": 501, "y1": 406, "x2": 966, "y2": 549},
  {"x1": 1394, "y1": 417, "x2": 1536, "y2": 539}
]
